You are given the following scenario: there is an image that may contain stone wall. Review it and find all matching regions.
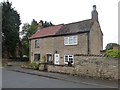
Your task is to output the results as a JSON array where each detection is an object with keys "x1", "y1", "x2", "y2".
[
  {"x1": 47, "y1": 56, "x2": 118, "y2": 80},
  {"x1": 74, "y1": 55, "x2": 118, "y2": 80},
  {"x1": 89, "y1": 21, "x2": 103, "y2": 54},
  {"x1": 47, "y1": 65, "x2": 75, "y2": 74},
  {"x1": 30, "y1": 33, "x2": 89, "y2": 64}
]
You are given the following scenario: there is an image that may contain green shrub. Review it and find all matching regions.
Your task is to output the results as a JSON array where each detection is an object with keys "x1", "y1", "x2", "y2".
[
  {"x1": 30, "y1": 62, "x2": 39, "y2": 70},
  {"x1": 105, "y1": 50, "x2": 120, "y2": 58}
]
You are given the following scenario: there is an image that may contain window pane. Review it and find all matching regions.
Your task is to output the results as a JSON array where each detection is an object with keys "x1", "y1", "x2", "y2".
[
  {"x1": 73, "y1": 36, "x2": 77, "y2": 44},
  {"x1": 64, "y1": 56, "x2": 68, "y2": 62},
  {"x1": 47, "y1": 54, "x2": 53, "y2": 64},
  {"x1": 35, "y1": 40, "x2": 40, "y2": 48},
  {"x1": 38, "y1": 54, "x2": 40, "y2": 60},
  {"x1": 64, "y1": 37, "x2": 69, "y2": 45},
  {"x1": 69, "y1": 55, "x2": 73, "y2": 57},
  {"x1": 69, "y1": 58, "x2": 73, "y2": 61},
  {"x1": 69, "y1": 37, "x2": 73, "y2": 44},
  {"x1": 34, "y1": 54, "x2": 40, "y2": 61},
  {"x1": 68, "y1": 55, "x2": 74, "y2": 64}
]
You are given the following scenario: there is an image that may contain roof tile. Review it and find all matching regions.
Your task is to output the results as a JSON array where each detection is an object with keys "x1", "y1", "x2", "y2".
[
  {"x1": 30, "y1": 19, "x2": 95, "y2": 39},
  {"x1": 30, "y1": 25, "x2": 63, "y2": 39}
]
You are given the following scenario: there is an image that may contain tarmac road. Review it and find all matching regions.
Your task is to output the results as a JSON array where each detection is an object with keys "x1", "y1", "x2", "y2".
[
  {"x1": 2, "y1": 67, "x2": 119, "y2": 89},
  {"x1": 2, "y1": 68, "x2": 108, "y2": 88}
]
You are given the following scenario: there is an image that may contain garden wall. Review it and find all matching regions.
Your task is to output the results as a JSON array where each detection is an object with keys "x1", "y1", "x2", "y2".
[{"x1": 47, "y1": 55, "x2": 118, "y2": 80}]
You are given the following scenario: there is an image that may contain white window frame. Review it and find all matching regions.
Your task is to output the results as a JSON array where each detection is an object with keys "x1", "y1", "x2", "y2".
[
  {"x1": 64, "y1": 55, "x2": 74, "y2": 64},
  {"x1": 64, "y1": 35, "x2": 78, "y2": 45}
]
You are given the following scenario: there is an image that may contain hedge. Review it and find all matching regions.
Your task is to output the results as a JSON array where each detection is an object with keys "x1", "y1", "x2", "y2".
[{"x1": 105, "y1": 50, "x2": 120, "y2": 58}]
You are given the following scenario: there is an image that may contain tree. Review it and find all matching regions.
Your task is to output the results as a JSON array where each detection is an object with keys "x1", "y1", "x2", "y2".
[
  {"x1": 21, "y1": 19, "x2": 38, "y2": 56},
  {"x1": 43, "y1": 21, "x2": 54, "y2": 28},
  {"x1": 105, "y1": 43, "x2": 119, "y2": 50},
  {"x1": 21, "y1": 20, "x2": 54, "y2": 57},
  {"x1": 2, "y1": 1, "x2": 21, "y2": 58}
]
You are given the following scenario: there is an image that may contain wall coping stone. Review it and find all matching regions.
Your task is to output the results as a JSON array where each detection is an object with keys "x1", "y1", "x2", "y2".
[{"x1": 74, "y1": 54, "x2": 105, "y2": 57}]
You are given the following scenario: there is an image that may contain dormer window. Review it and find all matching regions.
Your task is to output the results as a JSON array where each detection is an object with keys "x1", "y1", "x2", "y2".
[
  {"x1": 64, "y1": 35, "x2": 78, "y2": 45},
  {"x1": 35, "y1": 40, "x2": 40, "y2": 48}
]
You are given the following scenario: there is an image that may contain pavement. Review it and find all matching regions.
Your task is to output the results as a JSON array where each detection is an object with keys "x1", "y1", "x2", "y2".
[{"x1": 3, "y1": 66, "x2": 119, "y2": 88}]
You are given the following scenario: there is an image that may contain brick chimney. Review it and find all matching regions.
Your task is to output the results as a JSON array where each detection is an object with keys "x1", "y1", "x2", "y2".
[
  {"x1": 92, "y1": 5, "x2": 98, "y2": 21},
  {"x1": 37, "y1": 20, "x2": 43, "y2": 30}
]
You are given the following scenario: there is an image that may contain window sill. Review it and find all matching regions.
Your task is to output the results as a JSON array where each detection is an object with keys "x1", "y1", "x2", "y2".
[{"x1": 64, "y1": 44, "x2": 78, "y2": 46}]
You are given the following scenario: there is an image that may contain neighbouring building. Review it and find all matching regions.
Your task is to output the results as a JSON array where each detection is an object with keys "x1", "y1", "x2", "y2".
[
  {"x1": 112, "y1": 44, "x2": 120, "y2": 51},
  {"x1": 100, "y1": 43, "x2": 120, "y2": 55},
  {"x1": 29, "y1": 5, "x2": 103, "y2": 65}
]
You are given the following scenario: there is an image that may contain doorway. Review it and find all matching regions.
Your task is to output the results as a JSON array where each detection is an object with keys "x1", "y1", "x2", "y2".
[
  {"x1": 47, "y1": 54, "x2": 53, "y2": 64},
  {"x1": 54, "y1": 54, "x2": 60, "y2": 65}
]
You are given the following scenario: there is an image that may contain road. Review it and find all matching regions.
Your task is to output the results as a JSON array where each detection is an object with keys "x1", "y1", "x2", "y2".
[{"x1": 2, "y1": 68, "x2": 118, "y2": 88}]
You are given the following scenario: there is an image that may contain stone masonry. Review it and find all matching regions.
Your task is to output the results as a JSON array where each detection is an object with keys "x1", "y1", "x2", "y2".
[{"x1": 47, "y1": 56, "x2": 118, "y2": 80}]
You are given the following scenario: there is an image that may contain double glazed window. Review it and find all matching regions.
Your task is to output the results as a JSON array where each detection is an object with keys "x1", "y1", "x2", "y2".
[
  {"x1": 35, "y1": 40, "x2": 40, "y2": 48},
  {"x1": 64, "y1": 55, "x2": 74, "y2": 64},
  {"x1": 64, "y1": 36, "x2": 78, "y2": 45}
]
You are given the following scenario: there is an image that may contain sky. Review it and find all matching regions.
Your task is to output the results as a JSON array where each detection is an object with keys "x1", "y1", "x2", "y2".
[{"x1": 2, "y1": 0, "x2": 119, "y2": 49}]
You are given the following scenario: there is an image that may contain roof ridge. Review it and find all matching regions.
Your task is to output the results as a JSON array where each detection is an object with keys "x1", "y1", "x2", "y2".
[
  {"x1": 64, "y1": 19, "x2": 92, "y2": 25},
  {"x1": 42, "y1": 24, "x2": 64, "y2": 29}
]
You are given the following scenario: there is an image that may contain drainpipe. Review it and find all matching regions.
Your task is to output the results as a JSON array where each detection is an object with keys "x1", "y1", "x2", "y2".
[{"x1": 87, "y1": 32, "x2": 90, "y2": 54}]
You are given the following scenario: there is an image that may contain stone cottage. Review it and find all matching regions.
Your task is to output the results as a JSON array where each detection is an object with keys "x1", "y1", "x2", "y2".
[{"x1": 29, "y1": 5, "x2": 103, "y2": 65}]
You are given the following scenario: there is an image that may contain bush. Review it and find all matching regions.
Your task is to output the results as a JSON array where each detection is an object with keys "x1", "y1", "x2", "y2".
[
  {"x1": 105, "y1": 50, "x2": 120, "y2": 58},
  {"x1": 30, "y1": 62, "x2": 39, "y2": 70}
]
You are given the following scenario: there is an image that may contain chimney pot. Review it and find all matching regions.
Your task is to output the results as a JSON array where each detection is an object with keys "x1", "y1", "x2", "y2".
[
  {"x1": 92, "y1": 5, "x2": 98, "y2": 21},
  {"x1": 93, "y1": 5, "x2": 96, "y2": 10},
  {"x1": 37, "y1": 20, "x2": 43, "y2": 30}
]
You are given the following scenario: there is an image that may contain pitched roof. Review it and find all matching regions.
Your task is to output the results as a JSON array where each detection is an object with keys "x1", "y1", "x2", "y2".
[
  {"x1": 56, "y1": 19, "x2": 94, "y2": 35},
  {"x1": 30, "y1": 19, "x2": 95, "y2": 39},
  {"x1": 30, "y1": 25, "x2": 63, "y2": 39}
]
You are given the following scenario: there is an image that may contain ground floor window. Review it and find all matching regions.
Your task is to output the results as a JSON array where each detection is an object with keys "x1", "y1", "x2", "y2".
[
  {"x1": 34, "y1": 54, "x2": 40, "y2": 61},
  {"x1": 64, "y1": 55, "x2": 74, "y2": 64}
]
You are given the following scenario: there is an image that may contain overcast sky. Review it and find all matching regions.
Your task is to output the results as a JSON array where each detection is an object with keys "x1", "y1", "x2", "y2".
[{"x1": 4, "y1": 0, "x2": 119, "y2": 49}]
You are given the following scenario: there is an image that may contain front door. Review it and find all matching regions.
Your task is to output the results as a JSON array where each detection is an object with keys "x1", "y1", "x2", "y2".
[
  {"x1": 54, "y1": 54, "x2": 60, "y2": 65},
  {"x1": 47, "y1": 54, "x2": 53, "y2": 64}
]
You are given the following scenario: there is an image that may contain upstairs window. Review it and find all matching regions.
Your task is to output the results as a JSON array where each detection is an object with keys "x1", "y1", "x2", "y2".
[
  {"x1": 64, "y1": 36, "x2": 78, "y2": 45},
  {"x1": 35, "y1": 40, "x2": 40, "y2": 48}
]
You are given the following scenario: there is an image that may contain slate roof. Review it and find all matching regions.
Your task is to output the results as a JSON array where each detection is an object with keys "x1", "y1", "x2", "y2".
[
  {"x1": 30, "y1": 19, "x2": 95, "y2": 39},
  {"x1": 56, "y1": 19, "x2": 94, "y2": 35}
]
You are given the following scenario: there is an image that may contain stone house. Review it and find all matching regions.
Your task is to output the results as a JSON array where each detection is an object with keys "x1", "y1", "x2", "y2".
[{"x1": 29, "y1": 5, "x2": 103, "y2": 65}]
